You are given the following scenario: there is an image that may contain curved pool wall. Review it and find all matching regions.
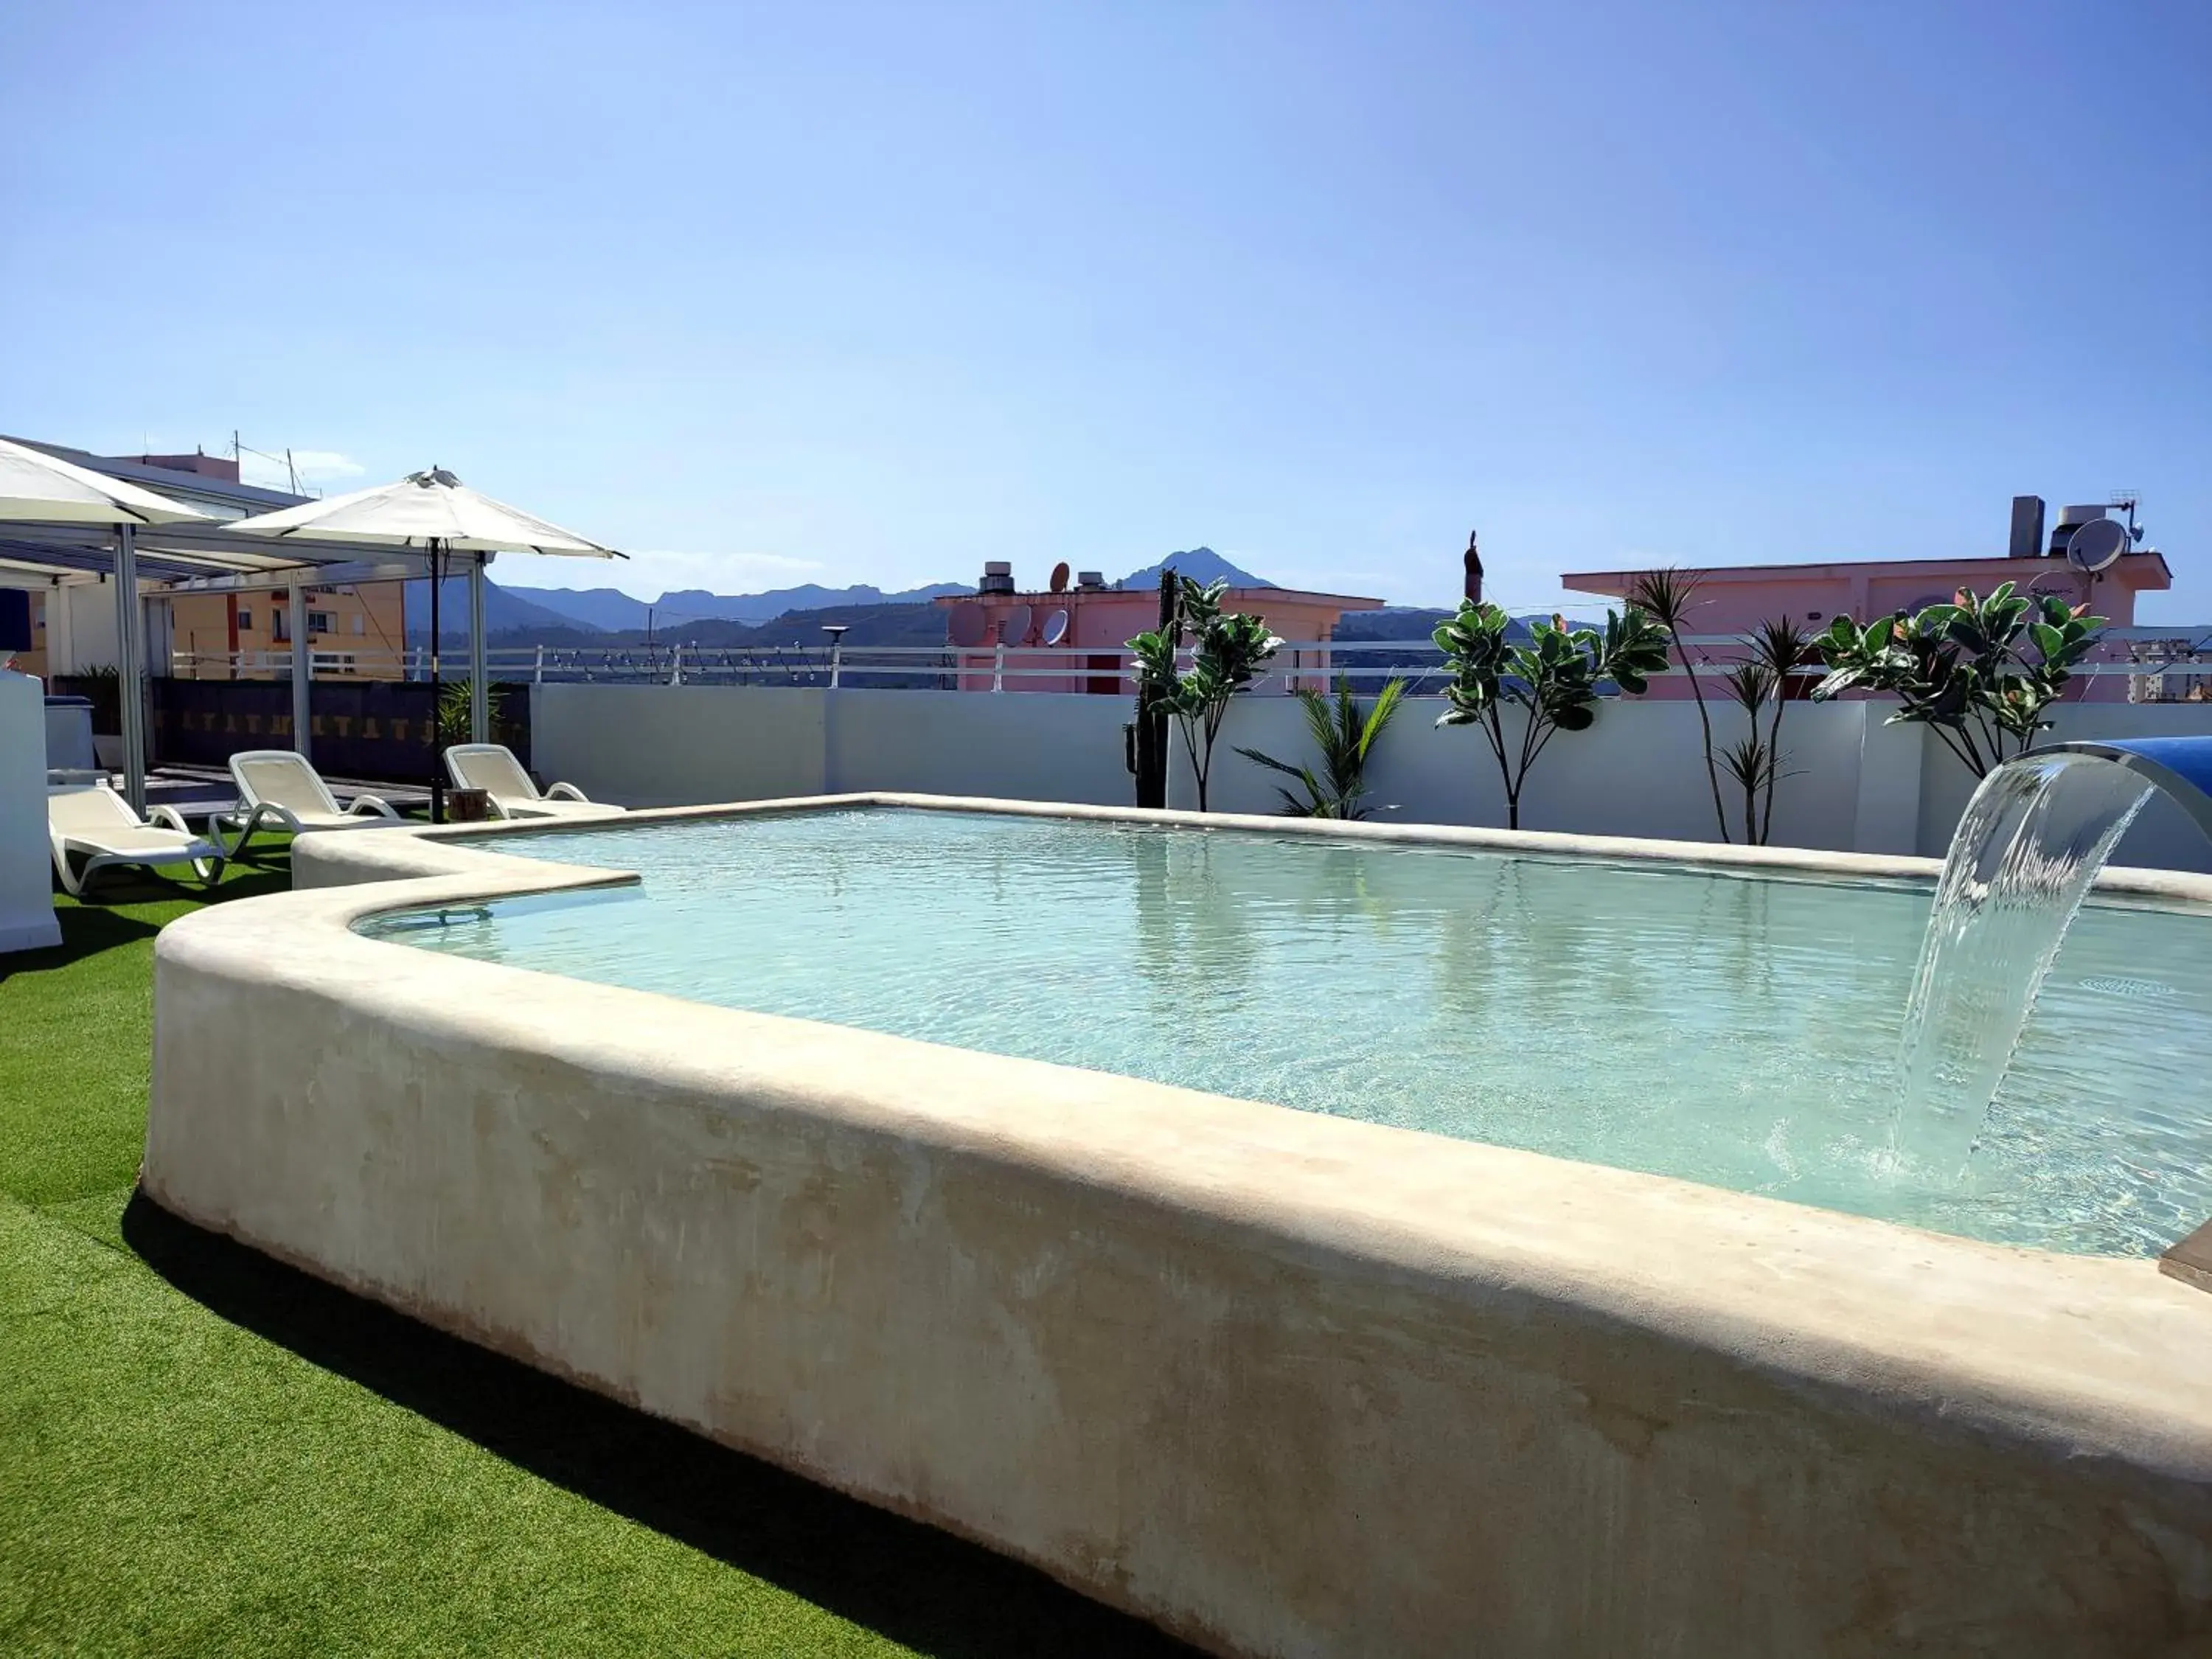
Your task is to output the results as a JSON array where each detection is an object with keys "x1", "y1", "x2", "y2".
[{"x1": 147, "y1": 796, "x2": 2212, "y2": 1658}]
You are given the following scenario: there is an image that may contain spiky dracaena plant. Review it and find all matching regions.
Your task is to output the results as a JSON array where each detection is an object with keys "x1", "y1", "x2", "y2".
[
  {"x1": 1626, "y1": 568, "x2": 1730, "y2": 841},
  {"x1": 1236, "y1": 675, "x2": 1407, "y2": 818},
  {"x1": 1716, "y1": 662, "x2": 1780, "y2": 845},
  {"x1": 1742, "y1": 616, "x2": 1812, "y2": 844}
]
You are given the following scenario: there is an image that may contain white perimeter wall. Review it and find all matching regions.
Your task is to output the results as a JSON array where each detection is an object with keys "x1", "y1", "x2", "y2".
[
  {"x1": 0, "y1": 670, "x2": 62, "y2": 953},
  {"x1": 532, "y1": 684, "x2": 2212, "y2": 872}
]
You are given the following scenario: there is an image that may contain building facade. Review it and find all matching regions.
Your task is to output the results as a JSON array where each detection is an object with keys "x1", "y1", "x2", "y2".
[
  {"x1": 935, "y1": 566, "x2": 1382, "y2": 694},
  {"x1": 1563, "y1": 499, "x2": 2173, "y2": 703}
]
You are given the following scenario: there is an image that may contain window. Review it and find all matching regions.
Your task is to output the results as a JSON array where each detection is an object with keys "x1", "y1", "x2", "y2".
[
  {"x1": 271, "y1": 611, "x2": 288, "y2": 642},
  {"x1": 307, "y1": 611, "x2": 335, "y2": 634},
  {"x1": 236, "y1": 608, "x2": 253, "y2": 630},
  {"x1": 351, "y1": 615, "x2": 366, "y2": 636}
]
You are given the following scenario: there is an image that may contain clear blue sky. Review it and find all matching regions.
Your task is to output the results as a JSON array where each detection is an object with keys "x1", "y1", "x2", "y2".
[{"x1": 4, "y1": 1, "x2": 2205, "y2": 616}]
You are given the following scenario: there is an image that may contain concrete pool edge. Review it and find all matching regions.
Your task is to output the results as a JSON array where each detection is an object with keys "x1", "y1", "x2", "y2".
[
  {"x1": 149, "y1": 798, "x2": 2212, "y2": 1655},
  {"x1": 289, "y1": 789, "x2": 2212, "y2": 911}
]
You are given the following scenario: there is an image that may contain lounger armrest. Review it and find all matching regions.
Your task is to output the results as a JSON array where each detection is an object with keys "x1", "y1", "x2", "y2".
[
  {"x1": 544, "y1": 782, "x2": 591, "y2": 801},
  {"x1": 147, "y1": 804, "x2": 195, "y2": 835},
  {"x1": 346, "y1": 795, "x2": 402, "y2": 819}
]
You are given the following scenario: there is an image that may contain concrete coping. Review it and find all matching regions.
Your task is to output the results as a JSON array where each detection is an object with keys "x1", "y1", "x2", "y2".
[{"x1": 225, "y1": 793, "x2": 2212, "y2": 1495}]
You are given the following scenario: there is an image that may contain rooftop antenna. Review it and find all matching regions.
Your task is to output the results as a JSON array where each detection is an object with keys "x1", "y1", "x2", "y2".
[{"x1": 2110, "y1": 490, "x2": 2143, "y2": 544}]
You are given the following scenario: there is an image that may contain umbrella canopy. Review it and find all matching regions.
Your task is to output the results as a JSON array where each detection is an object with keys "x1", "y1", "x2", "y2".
[
  {"x1": 0, "y1": 437, "x2": 213, "y2": 526},
  {"x1": 225, "y1": 466, "x2": 621, "y2": 820},
  {"x1": 220, "y1": 466, "x2": 619, "y2": 556}
]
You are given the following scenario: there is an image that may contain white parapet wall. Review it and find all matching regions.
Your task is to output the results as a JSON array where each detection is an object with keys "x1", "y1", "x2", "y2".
[
  {"x1": 149, "y1": 801, "x2": 2212, "y2": 1657},
  {"x1": 0, "y1": 668, "x2": 61, "y2": 953},
  {"x1": 529, "y1": 685, "x2": 2212, "y2": 871}
]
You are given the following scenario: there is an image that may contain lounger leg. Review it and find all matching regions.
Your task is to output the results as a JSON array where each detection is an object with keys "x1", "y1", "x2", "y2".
[
  {"x1": 52, "y1": 849, "x2": 88, "y2": 899},
  {"x1": 217, "y1": 804, "x2": 277, "y2": 863}
]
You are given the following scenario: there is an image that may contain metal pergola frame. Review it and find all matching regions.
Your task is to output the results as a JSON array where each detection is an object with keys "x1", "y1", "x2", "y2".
[{"x1": 0, "y1": 523, "x2": 466, "y2": 815}]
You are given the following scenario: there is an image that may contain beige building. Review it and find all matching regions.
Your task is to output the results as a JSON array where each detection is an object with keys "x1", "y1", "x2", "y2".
[{"x1": 169, "y1": 581, "x2": 408, "y2": 679}]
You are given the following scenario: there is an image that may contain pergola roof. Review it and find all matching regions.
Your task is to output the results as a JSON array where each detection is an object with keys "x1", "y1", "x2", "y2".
[{"x1": 0, "y1": 523, "x2": 436, "y2": 589}]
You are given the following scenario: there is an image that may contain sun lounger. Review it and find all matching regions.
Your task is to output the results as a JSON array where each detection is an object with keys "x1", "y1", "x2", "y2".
[
  {"x1": 216, "y1": 749, "x2": 403, "y2": 859},
  {"x1": 47, "y1": 783, "x2": 223, "y2": 897},
  {"x1": 444, "y1": 743, "x2": 624, "y2": 821}
]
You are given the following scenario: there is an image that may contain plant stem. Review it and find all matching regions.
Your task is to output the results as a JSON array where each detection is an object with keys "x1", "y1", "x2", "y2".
[{"x1": 1677, "y1": 631, "x2": 1731, "y2": 843}]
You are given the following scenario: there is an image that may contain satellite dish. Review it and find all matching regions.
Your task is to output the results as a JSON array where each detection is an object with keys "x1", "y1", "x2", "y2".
[
  {"x1": 947, "y1": 602, "x2": 987, "y2": 647},
  {"x1": 1002, "y1": 604, "x2": 1034, "y2": 644},
  {"x1": 1042, "y1": 608, "x2": 1070, "y2": 646},
  {"x1": 1049, "y1": 561, "x2": 1071, "y2": 594},
  {"x1": 2066, "y1": 517, "x2": 2129, "y2": 574}
]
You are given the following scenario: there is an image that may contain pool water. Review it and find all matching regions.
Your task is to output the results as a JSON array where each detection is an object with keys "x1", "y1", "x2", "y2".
[{"x1": 361, "y1": 810, "x2": 2212, "y2": 1256}]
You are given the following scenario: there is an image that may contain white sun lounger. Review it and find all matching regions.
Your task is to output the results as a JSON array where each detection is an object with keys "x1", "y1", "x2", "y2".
[
  {"x1": 47, "y1": 783, "x2": 224, "y2": 897},
  {"x1": 216, "y1": 749, "x2": 403, "y2": 859},
  {"x1": 444, "y1": 743, "x2": 625, "y2": 821}
]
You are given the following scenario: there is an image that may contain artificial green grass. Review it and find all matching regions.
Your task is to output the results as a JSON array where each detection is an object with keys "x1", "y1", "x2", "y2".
[{"x1": 0, "y1": 859, "x2": 1188, "y2": 1657}]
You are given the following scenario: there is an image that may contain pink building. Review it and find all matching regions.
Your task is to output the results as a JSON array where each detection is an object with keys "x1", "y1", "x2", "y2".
[
  {"x1": 936, "y1": 568, "x2": 1381, "y2": 694},
  {"x1": 1563, "y1": 499, "x2": 2171, "y2": 703}
]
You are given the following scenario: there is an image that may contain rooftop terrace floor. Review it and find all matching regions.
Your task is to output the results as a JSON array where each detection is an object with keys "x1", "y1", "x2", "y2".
[{"x1": 0, "y1": 859, "x2": 1189, "y2": 1657}]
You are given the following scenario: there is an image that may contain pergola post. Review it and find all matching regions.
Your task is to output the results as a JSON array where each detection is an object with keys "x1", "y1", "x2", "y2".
[
  {"x1": 113, "y1": 524, "x2": 147, "y2": 816},
  {"x1": 288, "y1": 582, "x2": 312, "y2": 762}
]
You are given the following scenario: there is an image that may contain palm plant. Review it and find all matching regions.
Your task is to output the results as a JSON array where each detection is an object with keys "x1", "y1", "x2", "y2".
[
  {"x1": 435, "y1": 679, "x2": 504, "y2": 748},
  {"x1": 1236, "y1": 675, "x2": 1406, "y2": 818}
]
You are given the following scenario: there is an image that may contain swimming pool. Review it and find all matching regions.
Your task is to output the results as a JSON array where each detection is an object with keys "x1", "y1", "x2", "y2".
[{"x1": 359, "y1": 807, "x2": 2212, "y2": 1256}]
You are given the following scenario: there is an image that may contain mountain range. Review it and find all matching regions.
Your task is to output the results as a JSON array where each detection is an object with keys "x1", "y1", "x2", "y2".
[
  {"x1": 494, "y1": 580, "x2": 971, "y2": 633},
  {"x1": 422, "y1": 546, "x2": 1277, "y2": 640}
]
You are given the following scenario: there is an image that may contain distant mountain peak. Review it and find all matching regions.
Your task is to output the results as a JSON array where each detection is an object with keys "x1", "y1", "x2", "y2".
[{"x1": 1116, "y1": 547, "x2": 1273, "y2": 591}]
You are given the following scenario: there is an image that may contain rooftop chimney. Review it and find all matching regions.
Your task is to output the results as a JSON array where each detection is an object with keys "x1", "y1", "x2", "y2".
[
  {"x1": 2008, "y1": 495, "x2": 2045, "y2": 560},
  {"x1": 2048, "y1": 504, "x2": 2107, "y2": 558},
  {"x1": 978, "y1": 560, "x2": 1015, "y2": 596}
]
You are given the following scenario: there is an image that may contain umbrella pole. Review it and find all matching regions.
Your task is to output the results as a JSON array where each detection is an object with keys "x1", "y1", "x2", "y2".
[
  {"x1": 468, "y1": 552, "x2": 488, "y2": 745},
  {"x1": 428, "y1": 539, "x2": 443, "y2": 824}
]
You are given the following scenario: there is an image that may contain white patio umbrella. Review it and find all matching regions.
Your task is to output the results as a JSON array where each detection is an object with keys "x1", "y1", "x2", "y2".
[
  {"x1": 223, "y1": 467, "x2": 622, "y2": 819},
  {"x1": 0, "y1": 437, "x2": 216, "y2": 526},
  {"x1": 0, "y1": 437, "x2": 214, "y2": 813}
]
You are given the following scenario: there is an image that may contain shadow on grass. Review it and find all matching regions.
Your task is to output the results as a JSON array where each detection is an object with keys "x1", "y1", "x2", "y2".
[
  {"x1": 0, "y1": 868, "x2": 296, "y2": 984},
  {"x1": 121, "y1": 1192, "x2": 1196, "y2": 1659}
]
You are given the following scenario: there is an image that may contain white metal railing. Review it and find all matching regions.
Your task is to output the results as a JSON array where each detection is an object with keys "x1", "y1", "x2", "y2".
[{"x1": 163, "y1": 626, "x2": 2212, "y2": 698}]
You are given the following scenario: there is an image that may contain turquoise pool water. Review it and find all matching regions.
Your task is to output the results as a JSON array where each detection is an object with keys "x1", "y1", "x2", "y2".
[{"x1": 361, "y1": 809, "x2": 2212, "y2": 1256}]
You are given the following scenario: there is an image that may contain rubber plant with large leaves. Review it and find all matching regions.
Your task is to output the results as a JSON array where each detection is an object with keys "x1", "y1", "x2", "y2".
[
  {"x1": 1430, "y1": 601, "x2": 1672, "y2": 830},
  {"x1": 1127, "y1": 577, "x2": 1281, "y2": 812},
  {"x1": 1809, "y1": 582, "x2": 2104, "y2": 778}
]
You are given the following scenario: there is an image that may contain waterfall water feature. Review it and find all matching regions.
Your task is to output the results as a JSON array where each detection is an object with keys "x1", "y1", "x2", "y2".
[{"x1": 1894, "y1": 737, "x2": 2212, "y2": 1184}]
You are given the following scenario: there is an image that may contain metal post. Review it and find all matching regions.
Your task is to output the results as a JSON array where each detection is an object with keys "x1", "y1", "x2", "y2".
[
  {"x1": 288, "y1": 582, "x2": 312, "y2": 762},
  {"x1": 113, "y1": 524, "x2": 147, "y2": 816},
  {"x1": 534, "y1": 643, "x2": 545, "y2": 685},
  {"x1": 468, "y1": 552, "x2": 489, "y2": 743},
  {"x1": 669, "y1": 642, "x2": 684, "y2": 686},
  {"x1": 992, "y1": 640, "x2": 1005, "y2": 693},
  {"x1": 1133, "y1": 568, "x2": 1175, "y2": 809},
  {"x1": 428, "y1": 540, "x2": 444, "y2": 824}
]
